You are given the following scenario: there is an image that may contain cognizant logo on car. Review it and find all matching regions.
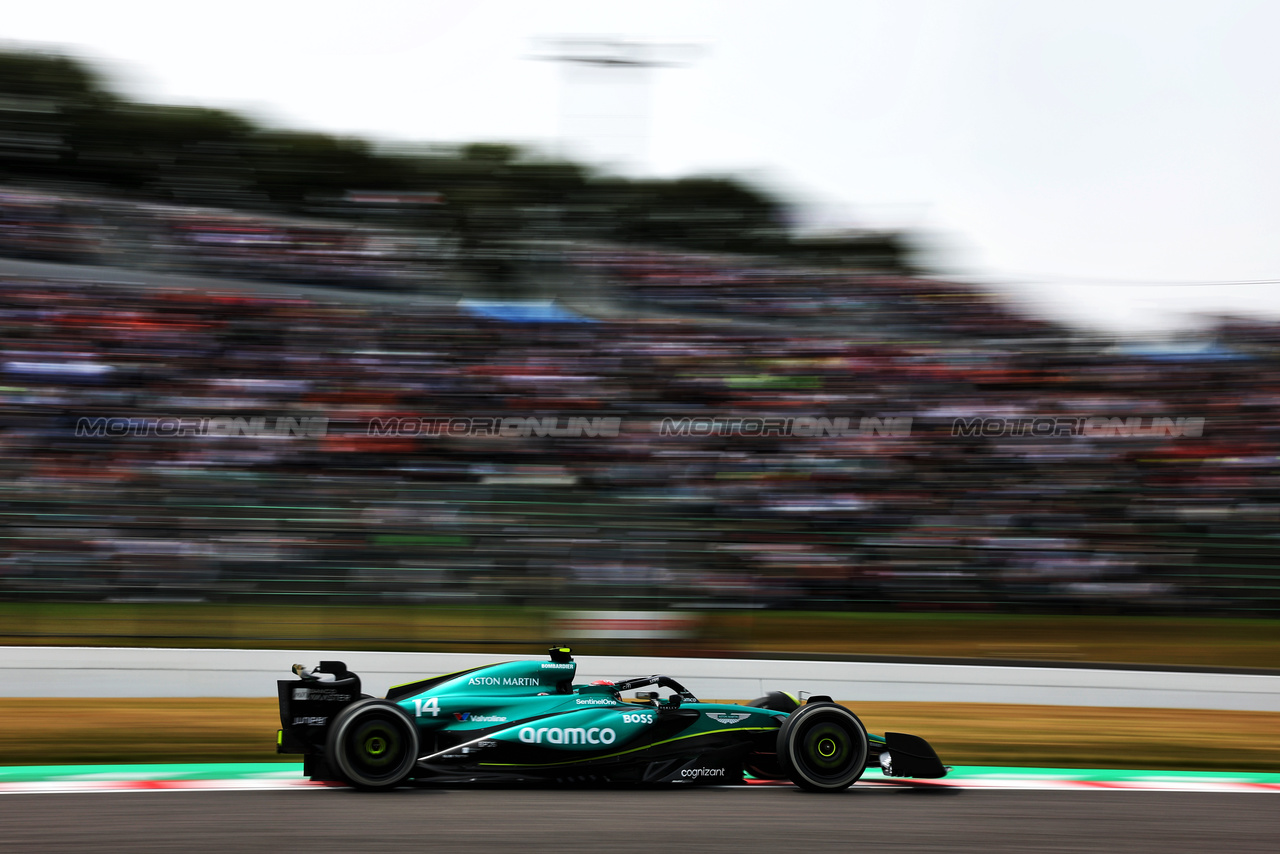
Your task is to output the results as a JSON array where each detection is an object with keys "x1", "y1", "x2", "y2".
[
  {"x1": 681, "y1": 767, "x2": 725, "y2": 778},
  {"x1": 518, "y1": 726, "x2": 616, "y2": 745}
]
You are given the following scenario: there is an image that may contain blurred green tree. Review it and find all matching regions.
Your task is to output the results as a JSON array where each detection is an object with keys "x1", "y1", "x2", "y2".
[{"x1": 0, "y1": 47, "x2": 911, "y2": 270}]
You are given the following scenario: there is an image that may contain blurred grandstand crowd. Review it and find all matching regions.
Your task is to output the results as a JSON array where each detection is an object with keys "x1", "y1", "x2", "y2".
[
  {"x1": 1, "y1": 187, "x2": 1278, "y2": 615},
  {"x1": 0, "y1": 187, "x2": 449, "y2": 288}
]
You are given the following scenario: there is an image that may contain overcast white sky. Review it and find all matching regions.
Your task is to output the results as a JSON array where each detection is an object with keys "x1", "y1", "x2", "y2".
[{"x1": 5, "y1": 0, "x2": 1280, "y2": 335}]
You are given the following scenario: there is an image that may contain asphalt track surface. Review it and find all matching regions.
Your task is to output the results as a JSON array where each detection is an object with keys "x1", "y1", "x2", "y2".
[{"x1": 2, "y1": 787, "x2": 1275, "y2": 854}]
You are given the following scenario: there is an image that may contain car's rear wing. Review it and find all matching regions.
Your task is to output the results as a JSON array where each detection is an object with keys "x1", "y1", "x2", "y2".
[{"x1": 276, "y1": 661, "x2": 362, "y2": 757}]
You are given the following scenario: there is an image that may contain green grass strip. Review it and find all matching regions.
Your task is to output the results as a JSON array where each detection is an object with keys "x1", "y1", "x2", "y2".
[{"x1": 0, "y1": 763, "x2": 301, "y2": 782}]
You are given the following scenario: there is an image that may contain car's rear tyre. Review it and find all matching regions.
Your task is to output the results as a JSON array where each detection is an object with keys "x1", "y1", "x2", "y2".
[
  {"x1": 326, "y1": 699, "x2": 419, "y2": 790},
  {"x1": 776, "y1": 703, "x2": 868, "y2": 792}
]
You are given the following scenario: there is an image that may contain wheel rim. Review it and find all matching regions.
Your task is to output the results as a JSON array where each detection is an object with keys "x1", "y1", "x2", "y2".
[
  {"x1": 801, "y1": 723, "x2": 853, "y2": 777},
  {"x1": 346, "y1": 715, "x2": 408, "y2": 780}
]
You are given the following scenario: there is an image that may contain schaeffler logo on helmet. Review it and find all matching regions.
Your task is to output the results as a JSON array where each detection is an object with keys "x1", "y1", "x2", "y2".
[{"x1": 706, "y1": 712, "x2": 751, "y2": 725}]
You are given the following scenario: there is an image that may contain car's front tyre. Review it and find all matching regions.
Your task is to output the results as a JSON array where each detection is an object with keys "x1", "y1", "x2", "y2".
[
  {"x1": 326, "y1": 699, "x2": 420, "y2": 790},
  {"x1": 776, "y1": 703, "x2": 869, "y2": 792}
]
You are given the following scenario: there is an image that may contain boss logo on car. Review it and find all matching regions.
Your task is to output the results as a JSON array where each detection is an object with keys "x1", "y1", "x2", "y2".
[
  {"x1": 622, "y1": 713, "x2": 654, "y2": 724},
  {"x1": 518, "y1": 726, "x2": 616, "y2": 745}
]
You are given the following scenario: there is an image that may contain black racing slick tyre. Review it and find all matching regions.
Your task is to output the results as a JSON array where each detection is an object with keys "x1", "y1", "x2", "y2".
[
  {"x1": 326, "y1": 699, "x2": 420, "y2": 790},
  {"x1": 776, "y1": 703, "x2": 869, "y2": 792}
]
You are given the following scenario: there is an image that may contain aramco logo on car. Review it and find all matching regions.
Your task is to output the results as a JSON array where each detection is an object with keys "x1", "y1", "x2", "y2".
[{"x1": 518, "y1": 726, "x2": 616, "y2": 745}]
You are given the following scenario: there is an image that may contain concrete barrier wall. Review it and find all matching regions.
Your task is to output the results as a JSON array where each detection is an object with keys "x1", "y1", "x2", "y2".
[{"x1": 4, "y1": 647, "x2": 1278, "y2": 711}]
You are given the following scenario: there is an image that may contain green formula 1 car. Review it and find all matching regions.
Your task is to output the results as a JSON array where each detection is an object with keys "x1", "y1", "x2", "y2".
[{"x1": 276, "y1": 647, "x2": 947, "y2": 792}]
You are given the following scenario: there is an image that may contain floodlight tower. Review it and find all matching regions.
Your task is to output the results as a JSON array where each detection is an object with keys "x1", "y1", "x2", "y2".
[{"x1": 532, "y1": 37, "x2": 700, "y2": 176}]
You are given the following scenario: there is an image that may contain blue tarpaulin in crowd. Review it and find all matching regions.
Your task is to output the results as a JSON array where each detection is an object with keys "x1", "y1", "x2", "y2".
[
  {"x1": 1114, "y1": 341, "x2": 1252, "y2": 362},
  {"x1": 457, "y1": 299, "x2": 597, "y2": 324}
]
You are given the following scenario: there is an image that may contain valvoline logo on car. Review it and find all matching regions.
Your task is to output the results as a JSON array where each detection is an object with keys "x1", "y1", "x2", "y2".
[{"x1": 454, "y1": 712, "x2": 508, "y2": 723}]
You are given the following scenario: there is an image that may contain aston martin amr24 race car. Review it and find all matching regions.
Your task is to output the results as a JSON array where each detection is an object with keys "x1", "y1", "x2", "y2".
[{"x1": 276, "y1": 647, "x2": 947, "y2": 792}]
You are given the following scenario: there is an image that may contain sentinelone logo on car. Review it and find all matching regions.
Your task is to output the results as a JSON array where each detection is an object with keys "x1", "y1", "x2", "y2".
[{"x1": 518, "y1": 726, "x2": 616, "y2": 745}]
